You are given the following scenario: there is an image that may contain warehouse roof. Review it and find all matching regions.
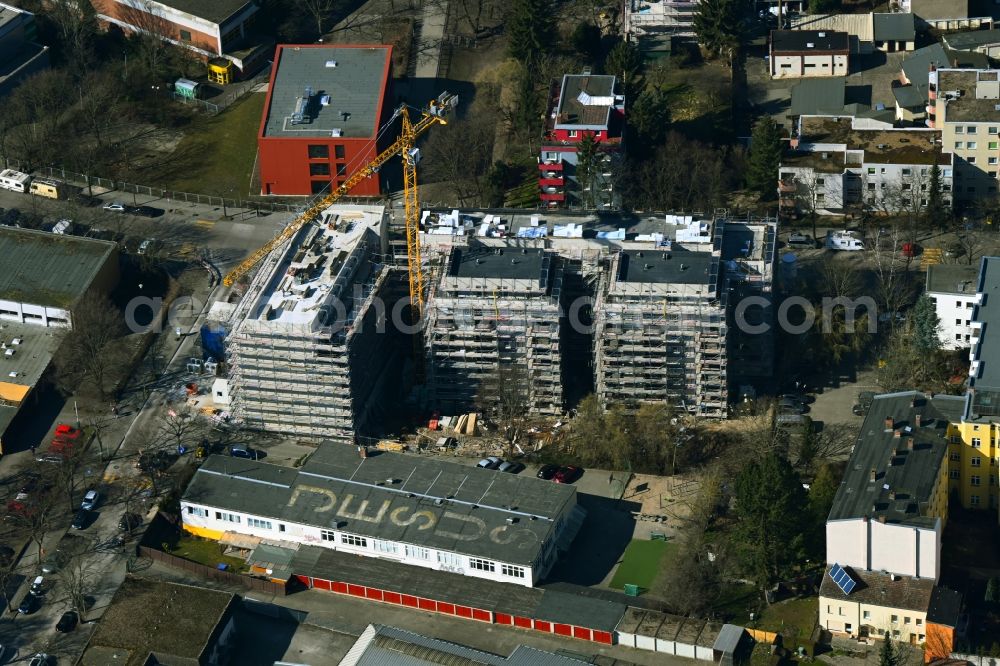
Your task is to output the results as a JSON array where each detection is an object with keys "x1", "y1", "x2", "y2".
[
  {"x1": 819, "y1": 567, "x2": 934, "y2": 612},
  {"x1": 262, "y1": 44, "x2": 391, "y2": 139},
  {"x1": 292, "y1": 545, "x2": 627, "y2": 631},
  {"x1": 772, "y1": 29, "x2": 849, "y2": 52},
  {"x1": 154, "y1": 0, "x2": 254, "y2": 25},
  {"x1": 184, "y1": 443, "x2": 578, "y2": 566},
  {"x1": 926, "y1": 263, "x2": 980, "y2": 295},
  {"x1": 828, "y1": 391, "x2": 963, "y2": 525},
  {"x1": 872, "y1": 13, "x2": 915, "y2": 42},
  {"x1": 0, "y1": 227, "x2": 116, "y2": 309},
  {"x1": 0, "y1": 322, "x2": 62, "y2": 402}
]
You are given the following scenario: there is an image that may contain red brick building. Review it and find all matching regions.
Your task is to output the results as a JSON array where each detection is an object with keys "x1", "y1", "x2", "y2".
[
  {"x1": 539, "y1": 73, "x2": 625, "y2": 209},
  {"x1": 257, "y1": 44, "x2": 393, "y2": 196}
]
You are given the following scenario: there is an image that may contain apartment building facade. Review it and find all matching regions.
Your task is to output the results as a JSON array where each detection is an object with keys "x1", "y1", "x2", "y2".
[
  {"x1": 770, "y1": 30, "x2": 850, "y2": 78},
  {"x1": 539, "y1": 73, "x2": 625, "y2": 209},
  {"x1": 930, "y1": 68, "x2": 1000, "y2": 205},
  {"x1": 779, "y1": 115, "x2": 952, "y2": 218},
  {"x1": 925, "y1": 263, "x2": 981, "y2": 350}
]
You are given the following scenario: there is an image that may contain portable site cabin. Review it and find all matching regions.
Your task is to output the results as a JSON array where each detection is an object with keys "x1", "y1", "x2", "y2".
[{"x1": 174, "y1": 78, "x2": 201, "y2": 100}]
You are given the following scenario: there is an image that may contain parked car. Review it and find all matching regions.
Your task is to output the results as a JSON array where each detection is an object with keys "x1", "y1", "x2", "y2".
[
  {"x1": 786, "y1": 233, "x2": 815, "y2": 248},
  {"x1": 118, "y1": 513, "x2": 142, "y2": 532},
  {"x1": 29, "y1": 654, "x2": 54, "y2": 666},
  {"x1": 137, "y1": 239, "x2": 155, "y2": 255},
  {"x1": 36, "y1": 453, "x2": 64, "y2": 464},
  {"x1": 498, "y1": 461, "x2": 525, "y2": 474},
  {"x1": 41, "y1": 549, "x2": 69, "y2": 574},
  {"x1": 536, "y1": 464, "x2": 559, "y2": 480},
  {"x1": 80, "y1": 489, "x2": 100, "y2": 510},
  {"x1": 102, "y1": 202, "x2": 126, "y2": 213},
  {"x1": 30, "y1": 575, "x2": 45, "y2": 595},
  {"x1": 131, "y1": 205, "x2": 164, "y2": 218},
  {"x1": 71, "y1": 509, "x2": 91, "y2": 530},
  {"x1": 16, "y1": 473, "x2": 40, "y2": 500},
  {"x1": 229, "y1": 444, "x2": 258, "y2": 460},
  {"x1": 553, "y1": 465, "x2": 583, "y2": 484},
  {"x1": 17, "y1": 592, "x2": 40, "y2": 614},
  {"x1": 476, "y1": 457, "x2": 503, "y2": 470},
  {"x1": 56, "y1": 610, "x2": 79, "y2": 633},
  {"x1": 778, "y1": 397, "x2": 806, "y2": 415},
  {"x1": 852, "y1": 391, "x2": 876, "y2": 417}
]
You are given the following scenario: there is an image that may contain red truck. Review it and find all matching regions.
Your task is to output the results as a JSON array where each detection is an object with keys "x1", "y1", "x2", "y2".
[{"x1": 49, "y1": 424, "x2": 81, "y2": 456}]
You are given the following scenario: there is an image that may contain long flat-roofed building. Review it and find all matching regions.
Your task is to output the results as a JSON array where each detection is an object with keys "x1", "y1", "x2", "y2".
[
  {"x1": 424, "y1": 243, "x2": 564, "y2": 415},
  {"x1": 226, "y1": 204, "x2": 397, "y2": 441},
  {"x1": 181, "y1": 443, "x2": 585, "y2": 587}
]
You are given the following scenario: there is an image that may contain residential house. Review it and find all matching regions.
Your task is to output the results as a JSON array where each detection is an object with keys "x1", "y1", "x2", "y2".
[
  {"x1": 770, "y1": 30, "x2": 850, "y2": 78},
  {"x1": 0, "y1": 2, "x2": 48, "y2": 95},
  {"x1": 930, "y1": 68, "x2": 1000, "y2": 204},
  {"x1": 539, "y1": 72, "x2": 625, "y2": 209},
  {"x1": 893, "y1": 44, "x2": 988, "y2": 124},
  {"x1": 925, "y1": 263, "x2": 981, "y2": 350},
  {"x1": 778, "y1": 115, "x2": 952, "y2": 219}
]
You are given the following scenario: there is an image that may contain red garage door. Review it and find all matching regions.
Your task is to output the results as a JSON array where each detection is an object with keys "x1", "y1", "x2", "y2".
[
  {"x1": 495, "y1": 613, "x2": 513, "y2": 625},
  {"x1": 593, "y1": 630, "x2": 614, "y2": 645},
  {"x1": 533, "y1": 620, "x2": 552, "y2": 633}
]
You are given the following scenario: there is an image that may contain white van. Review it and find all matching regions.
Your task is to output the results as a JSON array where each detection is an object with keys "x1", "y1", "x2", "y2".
[
  {"x1": 0, "y1": 169, "x2": 31, "y2": 193},
  {"x1": 52, "y1": 219, "x2": 73, "y2": 235},
  {"x1": 825, "y1": 230, "x2": 865, "y2": 251}
]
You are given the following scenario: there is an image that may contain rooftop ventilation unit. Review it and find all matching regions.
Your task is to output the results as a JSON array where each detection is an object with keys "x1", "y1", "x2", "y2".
[
  {"x1": 806, "y1": 42, "x2": 815, "y2": 48},
  {"x1": 325, "y1": 60, "x2": 338, "y2": 68},
  {"x1": 818, "y1": 32, "x2": 826, "y2": 37},
  {"x1": 290, "y1": 85, "x2": 313, "y2": 125}
]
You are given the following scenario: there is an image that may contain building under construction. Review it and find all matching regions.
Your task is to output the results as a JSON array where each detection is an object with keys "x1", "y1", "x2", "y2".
[
  {"x1": 225, "y1": 204, "x2": 398, "y2": 441},
  {"x1": 423, "y1": 243, "x2": 564, "y2": 415}
]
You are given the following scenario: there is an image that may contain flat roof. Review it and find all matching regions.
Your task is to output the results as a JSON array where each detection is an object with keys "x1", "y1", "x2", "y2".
[
  {"x1": 291, "y1": 545, "x2": 627, "y2": 631},
  {"x1": 555, "y1": 74, "x2": 617, "y2": 128},
  {"x1": 799, "y1": 116, "x2": 950, "y2": 165},
  {"x1": 153, "y1": 0, "x2": 253, "y2": 24},
  {"x1": 969, "y1": 257, "x2": 1000, "y2": 417},
  {"x1": 87, "y1": 576, "x2": 235, "y2": 666},
  {"x1": 447, "y1": 246, "x2": 548, "y2": 280},
  {"x1": 939, "y1": 69, "x2": 1000, "y2": 123},
  {"x1": 0, "y1": 227, "x2": 116, "y2": 309},
  {"x1": 184, "y1": 443, "x2": 578, "y2": 565},
  {"x1": 926, "y1": 263, "x2": 980, "y2": 295},
  {"x1": 0, "y1": 322, "x2": 62, "y2": 400},
  {"x1": 781, "y1": 149, "x2": 849, "y2": 173},
  {"x1": 819, "y1": 566, "x2": 934, "y2": 612},
  {"x1": 872, "y1": 13, "x2": 915, "y2": 42},
  {"x1": 926, "y1": 586, "x2": 963, "y2": 627},
  {"x1": 943, "y1": 29, "x2": 1000, "y2": 51},
  {"x1": 772, "y1": 30, "x2": 849, "y2": 52},
  {"x1": 617, "y1": 249, "x2": 714, "y2": 285},
  {"x1": 262, "y1": 44, "x2": 391, "y2": 139},
  {"x1": 790, "y1": 77, "x2": 847, "y2": 116},
  {"x1": 828, "y1": 391, "x2": 963, "y2": 525}
]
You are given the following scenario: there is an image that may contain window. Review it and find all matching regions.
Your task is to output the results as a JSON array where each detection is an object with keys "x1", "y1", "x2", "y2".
[
  {"x1": 816, "y1": 178, "x2": 825, "y2": 185},
  {"x1": 845, "y1": 623, "x2": 853, "y2": 633},
  {"x1": 950, "y1": 470, "x2": 960, "y2": 479},
  {"x1": 308, "y1": 145, "x2": 329, "y2": 159},
  {"x1": 968, "y1": 126, "x2": 978, "y2": 134},
  {"x1": 545, "y1": 152, "x2": 558, "y2": 161},
  {"x1": 816, "y1": 193, "x2": 825, "y2": 201},
  {"x1": 990, "y1": 142, "x2": 999, "y2": 150},
  {"x1": 969, "y1": 158, "x2": 977, "y2": 166},
  {"x1": 972, "y1": 456, "x2": 982, "y2": 467},
  {"x1": 179, "y1": 29, "x2": 192, "y2": 41},
  {"x1": 342, "y1": 534, "x2": 367, "y2": 547},
  {"x1": 247, "y1": 518, "x2": 272, "y2": 529},
  {"x1": 405, "y1": 545, "x2": 430, "y2": 560},
  {"x1": 902, "y1": 168, "x2": 912, "y2": 176},
  {"x1": 916, "y1": 618, "x2": 923, "y2": 626},
  {"x1": 469, "y1": 558, "x2": 495, "y2": 572},
  {"x1": 956, "y1": 126, "x2": 965, "y2": 134},
  {"x1": 892, "y1": 630, "x2": 900, "y2": 638},
  {"x1": 904, "y1": 617, "x2": 911, "y2": 625},
  {"x1": 955, "y1": 142, "x2": 964, "y2": 149},
  {"x1": 321, "y1": 529, "x2": 335, "y2": 541},
  {"x1": 918, "y1": 634, "x2": 925, "y2": 642},
  {"x1": 891, "y1": 615, "x2": 898, "y2": 623},
  {"x1": 215, "y1": 512, "x2": 240, "y2": 523},
  {"x1": 336, "y1": 163, "x2": 347, "y2": 176},
  {"x1": 374, "y1": 540, "x2": 399, "y2": 555},
  {"x1": 972, "y1": 494, "x2": 981, "y2": 506},
  {"x1": 502, "y1": 564, "x2": 526, "y2": 578},
  {"x1": 309, "y1": 163, "x2": 331, "y2": 176},
  {"x1": 437, "y1": 551, "x2": 461, "y2": 567},
  {"x1": 868, "y1": 183, "x2": 876, "y2": 190},
  {"x1": 838, "y1": 606, "x2": 844, "y2": 616},
  {"x1": 950, "y1": 452, "x2": 961, "y2": 461},
  {"x1": 186, "y1": 506, "x2": 208, "y2": 517},
  {"x1": 943, "y1": 168, "x2": 953, "y2": 177},
  {"x1": 868, "y1": 167, "x2": 876, "y2": 175},
  {"x1": 334, "y1": 145, "x2": 346, "y2": 159},
  {"x1": 568, "y1": 130, "x2": 578, "y2": 138},
  {"x1": 973, "y1": 438, "x2": 982, "y2": 448},
  {"x1": 863, "y1": 610, "x2": 871, "y2": 620},
  {"x1": 279, "y1": 524, "x2": 286, "y2": 532},
  {"x1": 968, "y1": 142, "x2": 978, "y2": 149},
  {"x1": 902, "y1": 183, "x2": 911, "y2": 191}
]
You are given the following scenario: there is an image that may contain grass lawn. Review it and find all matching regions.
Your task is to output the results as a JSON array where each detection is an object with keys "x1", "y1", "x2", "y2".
[
  {"x1": 170, "y1": 535, "x2": 248, "y2": 573},
  {"x1": 609, "y1": 539, "x2": 676, "y2": 591},
  {"x1": 658, "y1": 61, "x2": 733, "y2": 143},
  {"x1": 757, "y1": 597, "x2": 818, "y2": 644},
  {"x1": 153, "y1": 93, "x2": 265, "y2": 194},
  {"x1": 711, "y1": 583, "x2": 758, "y2": 624}
]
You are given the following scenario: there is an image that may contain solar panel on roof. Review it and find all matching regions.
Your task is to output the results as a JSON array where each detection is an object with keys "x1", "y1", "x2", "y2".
[{"x1": 829, "y1": 563, "x2": 857, "y2": 595}]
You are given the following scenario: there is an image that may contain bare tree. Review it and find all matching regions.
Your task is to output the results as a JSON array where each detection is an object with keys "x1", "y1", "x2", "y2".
[
  {"x1": 53, "y1": 293, "x2": 129, "y2": 402},
  {"x1": 866, "y1": 223, "x2": 913, "y2": 319},
  {"x1": 60, "y1": 550, "x2": 99, "y2": 619},
  {"x1": 300, "y1": 0, "x2": 341, "y2": 37},
  {"x1": 420, "y1": 103, "x2": 498, "y2": 206},
  {"x1": 475, "y1": 362, "x2": 530, "y2": 456},
  {"x1": 953, "y1": 221, "x2": 989, "y2": 266},
  {"x1": 8, "y1": 481, "x2": 59, "y2": 563},
  {"x1": 156, "y1": 408, "x2": 207, "y2": 453}
]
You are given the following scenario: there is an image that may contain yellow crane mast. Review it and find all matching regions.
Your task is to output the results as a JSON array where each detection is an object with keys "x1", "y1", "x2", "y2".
[{"x1": 222, "y1": 92, "x2": 458, "y2": 292}]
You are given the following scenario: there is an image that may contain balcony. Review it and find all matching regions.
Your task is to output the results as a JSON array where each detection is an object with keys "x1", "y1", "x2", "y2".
[
  {"x1": 778, "y1": 179, "x2": 796, "y2": 193},
  {"x1": 538, "y1": 160, "x2": 563, "y2": 171},
  {"x1": 538, "y1": 177, "x2": 564, "y2": 187},
  {"x1": 540, "y1": 192, "x2": 566, "y2": 202}
]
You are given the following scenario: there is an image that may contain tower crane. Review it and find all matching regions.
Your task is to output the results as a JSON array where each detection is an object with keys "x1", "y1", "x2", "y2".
[{"x1": 222, "y1": 92, "x2": 459, "y2": 327}]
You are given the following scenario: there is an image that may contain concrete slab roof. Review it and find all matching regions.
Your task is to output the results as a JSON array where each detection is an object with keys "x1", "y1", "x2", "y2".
[
  {"x1": 829, "y1": 391, "x2": 964, "y2": 525},
  {"x1": 154, "y1": 0, "x2": 254, "y2": 25},
  {"x1": 819, "y1": 566, "x2": 934, "y2": 612},
  {"x1": 0, "y1": 227, "x2": 116, "y2": 309},
  {"x1": 262, "y1": 44, "x2": 391, "y2": 139},
  {"x1": 798, "y1": 115, "x2": 950, "y2": 165},
  {"x1": 292, "y1": 545, "x2": 627, "y2": 631},
  {"x1": 447, "y1": 246, "x2": 548, "y2": 280},
  {"x1": 772, "y1": 29, "x2": 849, "y2": 52},
  {"x1": 185, "y1": 443, "x2": 578, "y2": 566},
  {"x1": 618, "y1": 249, "x2": 715, "y2": 285},
  {"x1": 925, "y1": 263, "x2": 980, "y2": 295},
  {"x1": 938, "y1": 69, "x2": 1000, "y2": 124},
  {"x1": 790, "y1": 77, "x2": 847, "y2": 116},
  {"x1": 912, "y1": 0, "x2": 969, "y2": 21}
]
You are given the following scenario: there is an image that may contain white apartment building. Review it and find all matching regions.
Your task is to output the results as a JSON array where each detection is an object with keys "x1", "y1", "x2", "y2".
[
  {"x1": 925, "y1": 263, "x2": 981, "y2": 349},
  {"x1": 181, "y1": 443, "x2": 585, "y2": 588},
  {"x1": 779, "y1": 115, "x2": 952, "y2": 218}
]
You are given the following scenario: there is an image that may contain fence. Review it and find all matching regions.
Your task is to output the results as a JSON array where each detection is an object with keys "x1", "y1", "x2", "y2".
[
  {"x1": 138, "y1": 545, "x2": 287, "y2": 596},
  {"x1": 171, "y1": 69, "x2": 271, "y2": 115}
]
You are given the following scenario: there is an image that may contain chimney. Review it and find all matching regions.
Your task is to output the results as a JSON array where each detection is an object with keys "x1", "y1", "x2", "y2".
[
  {"x1": 878, "y1": 515, "x2": 887, "y2": 523},
  {"x1": 906, "y1": 437, "x2": 915, "y2": 451},
  {"x1": 930, "y1": 63, "x2": 937, "y2": 72},
  {"x1": 894, "y1": 430, "x2": 902, "y2": 439},
  {"x1": 357, "y1": 445, "x2": 368, "y2": 459},
  {"x1": 884, "y1": 417, "x2": 895, "y2": 431},
  {"x1": 870, "y1": 467, "x2": 878, "y2": 482},
  {"x1": 889, "y1": 490, "x2": 896, "y2": 500},
  {"x1": 915, "y1": 414, "x2": 922, "y2": 427},
  {"x1": 909, "y1": 398, "x2": 917, "y2": 408}
]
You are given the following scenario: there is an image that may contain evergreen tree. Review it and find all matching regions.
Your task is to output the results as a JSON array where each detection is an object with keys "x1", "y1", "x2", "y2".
[
  {"x1": 734, "y1": 454, "x2": 808, "y2": 593},
  {"x1": 912, "y1": 294, "x2": 941, "y2": 352},
  {"x1": 925, "y1": 162, "x2": 950, "y2": 228},
  {"x1": 571, "y1": 22, "x2": 602, "y2": 63},
  {"x1": 575, "y1": 133, "x2": 599, "y2": 209},
  {"x1": 506, "y1": 0, "x2": 555, "y2": 67},
  {"x1": 746, "y1": 117, "x2": 784, "y2": 200},
  {"x1": 879, "y1": 637, "x2": 900, "y2": 666},
  {"x1": 628, "y1": 89, "x2": 671, "y2": 158},
  {"x1": 604, "y1": 40, "x2": 643, "y2": 101},
  {"x1": 693, "y1": 0, "x2": 748, "y2": 59},
  {"x1": 986, "y1": 577, "x2": 1000, "y2": 604}
]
